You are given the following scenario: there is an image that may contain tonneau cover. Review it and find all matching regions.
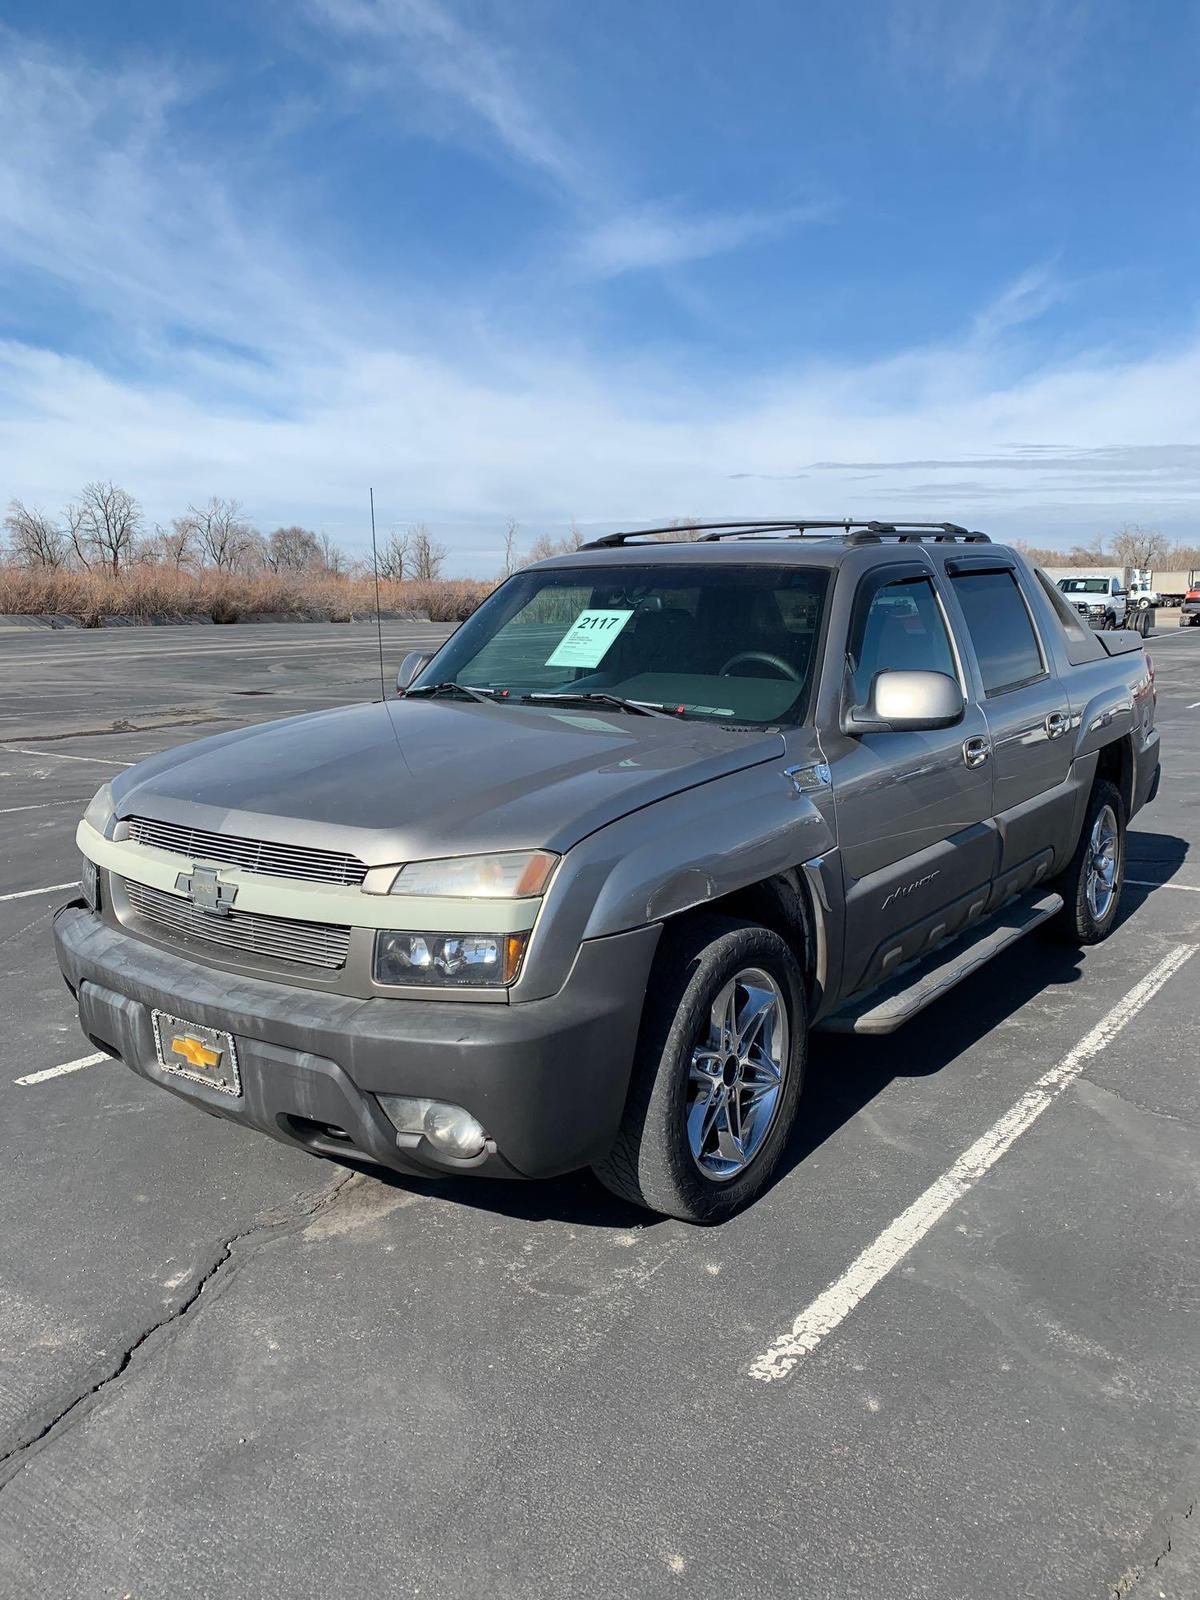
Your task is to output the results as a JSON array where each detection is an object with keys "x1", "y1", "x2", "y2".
[{"x1": 1096, "y1": 630, "x2": 1143, "y2": 657}]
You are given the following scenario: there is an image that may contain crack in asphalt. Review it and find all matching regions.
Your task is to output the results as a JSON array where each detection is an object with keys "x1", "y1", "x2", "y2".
[
  {"x1": 0, "y1": 1169, "x2": 355, "y2": 1492},
  {"x1": 0, "y1": 712, "x2": 227, "y2": 744},
  {"x1": 1077, "y1": 1075, "x2": 1200, "y2": 1132},
  {"x1": 1112, "y1": 1497, "x2": 1196, "y2": 1597}
]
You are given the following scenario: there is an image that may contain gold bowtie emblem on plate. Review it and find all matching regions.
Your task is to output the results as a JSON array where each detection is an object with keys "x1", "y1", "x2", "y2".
[{"x1": 171, "y1": 1035, "x2": 222, "y2": 1071}]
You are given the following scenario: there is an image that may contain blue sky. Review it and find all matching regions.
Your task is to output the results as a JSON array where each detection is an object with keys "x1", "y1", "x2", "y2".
[{"x1": 1, "y1": 0, "x2": 1197, "y2": 571}]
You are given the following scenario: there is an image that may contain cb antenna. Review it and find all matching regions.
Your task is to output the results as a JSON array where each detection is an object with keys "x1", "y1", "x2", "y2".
[{"x1": 368, "y1": 486, "x2": 387, "y2": 702}]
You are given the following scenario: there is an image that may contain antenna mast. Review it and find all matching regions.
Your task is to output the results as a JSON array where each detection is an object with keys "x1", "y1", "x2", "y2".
[{"x1": 369, "y1": 487, "x2": 387, "y2": 702}]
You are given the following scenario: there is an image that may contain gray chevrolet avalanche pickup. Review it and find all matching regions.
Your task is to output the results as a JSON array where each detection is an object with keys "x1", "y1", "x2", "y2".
[{"x1": 56, "y1": 521, "x2": 1161, "y2": 1222}]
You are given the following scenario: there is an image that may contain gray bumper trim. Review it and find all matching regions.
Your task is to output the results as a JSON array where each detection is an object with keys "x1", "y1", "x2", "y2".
[{"x1": 54, "y1": 904, "x2": 660, "y2": 1180}]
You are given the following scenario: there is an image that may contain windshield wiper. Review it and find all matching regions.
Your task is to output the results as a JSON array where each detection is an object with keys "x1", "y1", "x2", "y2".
[
  {"x1": 519, "y1": 691, "x2": 684, "y2": 719},
  {"x1": 405, "y1": 682, "x2": 506, "y2": 705}
]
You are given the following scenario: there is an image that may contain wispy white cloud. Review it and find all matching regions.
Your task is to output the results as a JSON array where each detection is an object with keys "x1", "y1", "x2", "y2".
[
  {"x1": 575, "y1": 201, "x2": 826, "y2": 278},
  {"x1": 305, "y1": 0, "x2": 816, "y2": 279},
  {"x1": 886, "y1": 0, "x2": 1097, "y2": 114},
  {"x1": 307, "y1": 0, "x2": 589, "y2": 197},
  {"x1": 970, "y1": 262, "x2": 1067, "y2": 343}
]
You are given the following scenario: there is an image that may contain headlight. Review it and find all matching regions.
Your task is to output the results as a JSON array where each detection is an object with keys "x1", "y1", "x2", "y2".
[
  {"x1": 374, "y1": 930, "x2": 529, "y2": 987},
  {"x1": 388, "y1": 850, "x2": 557, "y2": 899},
  {"x1": 82, "y1": 782, "x2": 116, "y2": 838}
]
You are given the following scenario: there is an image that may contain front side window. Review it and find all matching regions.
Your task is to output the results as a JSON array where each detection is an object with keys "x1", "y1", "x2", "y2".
[
  {"x1": 849, "y1": 576, "x2": 958, "y2": 708},
  {"x1": 413, "y1": 563, "x2": 829, "y2": 725},
  {"x1": 952, "y1": 570, "x2": 1045, "y2": 693}
]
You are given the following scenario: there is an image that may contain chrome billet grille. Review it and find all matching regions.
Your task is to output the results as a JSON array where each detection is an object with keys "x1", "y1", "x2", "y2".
[
  {"x1": 123, "y1": 880, "x2": 351, "y2": 970},
  {"x1": 126, "y1": 816, "x2": 367, "y2": 886}
]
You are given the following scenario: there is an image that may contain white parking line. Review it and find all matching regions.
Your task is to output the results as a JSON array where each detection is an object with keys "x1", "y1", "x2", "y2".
[
  {"x1": 0, "y1": 882, "x2": 76, "y2": 903},
  {"x1": 0, "y1": 747, "x2": 130, "y2": 767},
  {"x1": 0, "y1": 800, "x2": 79, "y2": 815},
  {"x1": 15, "y1": 1053, "x2": 109, "y2": 1086},
  {"x1": 748, "y1": 942, "x2": 1197, "y2": 1383},
  {"x1": 1187, "y1": 701, "x2": 1200, "y2": 710},
  {"x1": 1127, "y1": 878, "x2": 1200, "y2": 893}
]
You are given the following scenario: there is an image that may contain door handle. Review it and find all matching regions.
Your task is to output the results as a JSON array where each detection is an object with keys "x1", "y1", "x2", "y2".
[
  {"x1": 1045, "y1": 710, "x2": 1070, "y2": 739},
  {"x1": 962, "y1": 735, "x2": 991, "y2": 769}
]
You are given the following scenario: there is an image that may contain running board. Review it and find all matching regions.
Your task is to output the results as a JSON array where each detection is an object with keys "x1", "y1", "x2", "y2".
[{"x1": 819, "y1": 890, "x2": 1064, "y2": 1035}]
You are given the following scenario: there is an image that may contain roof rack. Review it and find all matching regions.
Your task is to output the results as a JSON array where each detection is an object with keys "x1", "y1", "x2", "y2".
[{"x1": 580, "y1": 520, "x2": 990, "y2": 549}]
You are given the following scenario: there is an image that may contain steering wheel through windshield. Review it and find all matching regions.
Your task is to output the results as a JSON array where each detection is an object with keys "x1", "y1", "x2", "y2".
[{"x1": 718, "y1": 651, "x2": 800, "y2": 682}]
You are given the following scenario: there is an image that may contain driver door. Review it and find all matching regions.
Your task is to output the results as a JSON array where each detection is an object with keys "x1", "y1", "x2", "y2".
[{"x1": 824, "y1": 564, "x2": 996, "y2": 998}]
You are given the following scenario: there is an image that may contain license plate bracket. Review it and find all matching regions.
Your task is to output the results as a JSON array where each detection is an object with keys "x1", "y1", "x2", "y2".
[{"x1": 151, "y1": 1011, "x2": 242, "y2": 1097}]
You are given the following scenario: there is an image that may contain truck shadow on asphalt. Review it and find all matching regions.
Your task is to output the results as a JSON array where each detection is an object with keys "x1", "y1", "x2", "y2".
[
  {"x1": 1124, "y1": 827, "x2": 1190, "y2": 879},
  {"x1": 334, "y1": 831, "x2": 1188, "y2": 1229},
  {"x1": 338, "y1": 939, "x2": 1096, "y2": 1232}
]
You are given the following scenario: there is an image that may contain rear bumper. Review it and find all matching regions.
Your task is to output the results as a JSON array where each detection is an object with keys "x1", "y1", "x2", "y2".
[{"x1": 53, "y1": 903, "x2": 659, "y2": 1181}]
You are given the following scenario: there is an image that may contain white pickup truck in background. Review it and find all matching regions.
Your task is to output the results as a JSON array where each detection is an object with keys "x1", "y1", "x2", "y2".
[
  {"x1": 1054, "y1": 572, "x2": 1130, "y2": 629},
  {"x1": 1045, "y1": 564, "x2": 1200, "y2": 612}
]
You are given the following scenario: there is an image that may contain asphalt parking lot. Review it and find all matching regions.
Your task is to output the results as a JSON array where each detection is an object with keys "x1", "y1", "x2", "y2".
[{"x1": 0, "y1": 619, "x2": 1198, "y2": 1600}]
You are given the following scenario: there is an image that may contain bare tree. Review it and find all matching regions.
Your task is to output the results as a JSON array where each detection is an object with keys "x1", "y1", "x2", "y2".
[
  {"x1": 500, "y1": 517, "x2": 520, "y2": 579},
  {"x1": 655, "y1": 516, "x2": 699, "y2": 543},
  {"x1": 182, "y1": 496, "x2": 257, "y2": 572},
  {"x1": 1110, "y1": 523, "x2": 1172, "y2": 571},
  {"x1": 264, "y1": 525, "x2": 322, "y2": 572},
  {"x1": 408, "y1": 524, "x2": 447, "y2": 581},
  {"x1": 376, "y1": 529, "x2": 410, "y2": 580},
  {"x1": 3, "y1": 500, "x2": 67, "y2": 567},
  {"x1": 146, "y1": 518, "x2": 198, "y2": 568},
  {"x1": 65, "y1": 481, "x2": 143, "y2": 572},
  {"x1": 523, "y1": 524, "x2": 586, "y2": 564},
  {"x1": 316, "y1": 532, "x2": 347, "y2": 576}
]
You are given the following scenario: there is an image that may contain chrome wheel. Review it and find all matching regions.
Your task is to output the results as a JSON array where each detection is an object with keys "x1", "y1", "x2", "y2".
[
  {"x1": 686, "y1": 967, "x2": 789, "y2": 1182},
  {"x1": 1085, "y1": 803, "x2": 1120, "y2": 920}
]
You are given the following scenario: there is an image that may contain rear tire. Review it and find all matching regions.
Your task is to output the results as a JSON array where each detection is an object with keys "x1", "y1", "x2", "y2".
[
  {"x1": 593, "y1": 915, "x2": 806, "y2": 1223},
  {"x1": 1049, "y1": 779, "x2": 1125, "y2": 944}
]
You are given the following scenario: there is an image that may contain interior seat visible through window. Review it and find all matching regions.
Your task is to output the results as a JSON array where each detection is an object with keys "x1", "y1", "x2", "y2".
[{"x1": 850, "y1": 576, "x2": 958, "y2": 708}]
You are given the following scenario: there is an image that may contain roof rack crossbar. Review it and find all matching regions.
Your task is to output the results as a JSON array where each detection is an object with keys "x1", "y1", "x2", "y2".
[{"x1": 579, "y1": 520, "x2": 989, "y2": 550}]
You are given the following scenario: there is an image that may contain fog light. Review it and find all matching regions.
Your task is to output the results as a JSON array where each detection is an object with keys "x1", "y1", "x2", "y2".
[
  {"x1": 376, "y1": 1094, "x2": 487, "y2": 1159},
  {"x1": 423, "y1": 1103, "x2": 487, "y2": 1158}
]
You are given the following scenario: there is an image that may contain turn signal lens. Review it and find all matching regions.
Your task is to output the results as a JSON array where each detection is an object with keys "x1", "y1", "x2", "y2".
[{"x1": 388, "y1": 850, "x2": 557, "y2": 899}]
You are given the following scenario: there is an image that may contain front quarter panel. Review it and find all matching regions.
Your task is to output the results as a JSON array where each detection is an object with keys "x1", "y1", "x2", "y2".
[{"x1": 512, "y1": 759, "x2": 837, "y2": 1002}]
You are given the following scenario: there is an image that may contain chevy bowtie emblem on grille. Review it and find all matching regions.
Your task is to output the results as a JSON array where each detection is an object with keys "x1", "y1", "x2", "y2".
[{"x1": 175, "y1": 866, "x2": 237, "y2": 917}]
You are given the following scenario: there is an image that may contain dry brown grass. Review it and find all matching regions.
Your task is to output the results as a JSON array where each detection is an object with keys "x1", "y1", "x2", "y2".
[{"x1": 0, "y1": 564, "x2": 492, "y2": 625}]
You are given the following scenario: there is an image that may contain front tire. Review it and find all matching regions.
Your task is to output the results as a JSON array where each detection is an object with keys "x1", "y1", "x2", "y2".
[
  {"x1": 593, "y1": 915, "x2": 806, "y2": 1223},
  {"x1": 1049, "y1": 779, "x2": 1125, "y2": 944}
]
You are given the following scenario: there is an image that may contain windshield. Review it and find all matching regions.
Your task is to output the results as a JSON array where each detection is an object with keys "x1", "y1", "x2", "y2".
[
  {"x1": 1058, "y1": 578, "x2": 1109, "y2": 594},
  {"x1": 412, "y1": 563, "x2": 829, "y2": 724}
]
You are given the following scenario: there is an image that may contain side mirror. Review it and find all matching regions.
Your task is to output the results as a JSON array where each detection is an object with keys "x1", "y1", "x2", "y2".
[
  {"x1": 396, "y1": 650, "x2": 435, "y2": 694},
  {"x1": 842, "y1": 670, "x2": 965, "y2": 735}
]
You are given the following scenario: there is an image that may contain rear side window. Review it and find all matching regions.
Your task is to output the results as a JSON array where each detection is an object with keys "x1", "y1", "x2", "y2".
[
  {"x1": 850, "y1": 577, "x2": 958, "y2": 707},
  {"x1": 951, "y1": 570, "x2": 1045, "y2": 693}
]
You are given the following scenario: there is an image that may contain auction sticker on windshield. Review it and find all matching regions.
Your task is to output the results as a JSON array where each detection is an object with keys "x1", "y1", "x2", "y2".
[{"x1": 545, "y1": 609, "x2": 634, "y2": 669}]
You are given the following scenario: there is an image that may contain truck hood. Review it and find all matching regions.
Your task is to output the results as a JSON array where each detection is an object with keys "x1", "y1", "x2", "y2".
[{"x1": 113, "y1": 698, "x2": 786, "y2": 866}]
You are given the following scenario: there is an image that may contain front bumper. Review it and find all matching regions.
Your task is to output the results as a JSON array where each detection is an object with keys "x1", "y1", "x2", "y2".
[{"x1": 53, "y1": 903, "x2": 660, "y2": 1181}]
